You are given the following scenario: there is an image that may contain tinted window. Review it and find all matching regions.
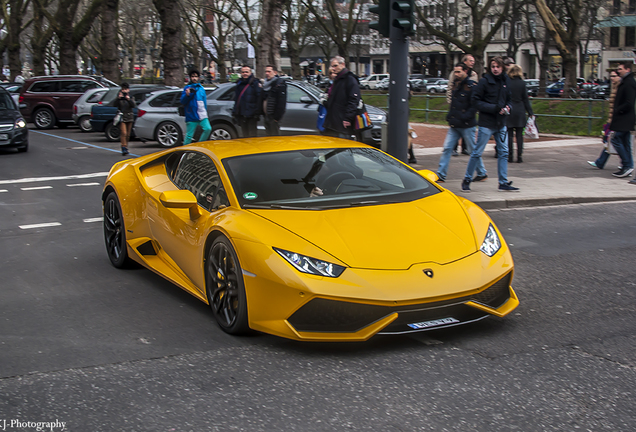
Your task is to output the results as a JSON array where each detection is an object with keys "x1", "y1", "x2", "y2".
[
  {"x1": 286, "y1": 85, "x2": 308, "y2": 103},
  {"x1": 131, "y1": 91, "x2": 152, "y2": 104},
  {"x1": 217, "y1": 87, "x2": 236, "y2": 101},
  {"x1": 0, "y1": 92, "x2": 15, "y2": 110},
  {"x1": 149, "y1": 92, "x2": 177, "y2": 107},
  {"x1": 172, "y1": 152, "x2": 229, "y2": 211},
  {"x1": 29, "y1": 81, "x2": 58, "y2": 92},
  {"x1": 224, "y1": 147, "x2": 439, "y2": 209},
  {"x1": 101, "y1": 88, "x2": 121, "y2": 104},
  {"x1": 59, "y1": 81, "x2": 87, "y2": 93},
  {"x1": 86, "y1": 90, "x2": 108, "y2": 103}
]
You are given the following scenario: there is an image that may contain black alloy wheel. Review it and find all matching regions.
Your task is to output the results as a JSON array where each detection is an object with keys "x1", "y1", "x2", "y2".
[
  {"x1": 105, "y1": 121, "x2": 121, "y2": 141},
  {"x1": 103, "y1": 192, "x2": 132, "y2": 268},
  {"x1": 206, "y1": 236, "x2": 249, "y2": 334},
  {"x1": 33, "y1": 108, "x2": 55, "y2": 129}
]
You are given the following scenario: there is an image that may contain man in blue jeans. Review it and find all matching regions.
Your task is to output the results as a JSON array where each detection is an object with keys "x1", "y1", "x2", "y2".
[
  {"x1": 437, "y1": 62, "x2": 486, "y2": 182},
  {"x1": 462, "y1": 56, "x2": 519, "y2": 192},
  {"x1": 181, "y1": 70, "x2": 212, "y2": 145},
  {"x1": 608, "y1": 61, "x2": 635, "y2": 179}
]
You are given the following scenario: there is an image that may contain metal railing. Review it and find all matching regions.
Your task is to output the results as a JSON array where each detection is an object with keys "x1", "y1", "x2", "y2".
[{"x1": 368, "y1": 92, "x2": 606, "y2": 136}]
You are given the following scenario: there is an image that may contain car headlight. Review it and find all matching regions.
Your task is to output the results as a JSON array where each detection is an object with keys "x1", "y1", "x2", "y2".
[
  {"x1": 15, "y1": 118, "x2": 26, "y2": 128},
  {"x1": 480, "y1": 224, "x2": 501, "y2": 257},
  {"x1": 274, "y1": 248, "x2": 345, "y2": 277}
]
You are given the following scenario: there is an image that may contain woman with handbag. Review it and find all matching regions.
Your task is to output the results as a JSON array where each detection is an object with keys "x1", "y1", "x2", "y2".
[
  {"x1": 114, "y1": 82, "x2": 136, "y2": 155},
  {"x1": 588, "y1": 71, "x2": 621, "y2": 169},
  {"x1": 506, "y1": 65, "x2": 533, "y2": 162}
]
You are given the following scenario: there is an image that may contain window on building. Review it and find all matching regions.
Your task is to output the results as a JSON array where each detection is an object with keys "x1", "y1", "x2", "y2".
[
  {"x1": 610, "y1": 27, "x2": 620, "y2": 47},
  {"x1": 529, "y1": 13, "x2": 537, "y2": 38},
  {"x1": 630, "y1": 0, "x2": 636, "y2": 14},
  {"x1": 515, "y1": 22, "x2": 523, "y2": 39},
  {"x1": 489, "y1": 17, "x2": 495, "y2": 33},
  {"x1": 613, "y1": 0, "x2": 621, "y2": 15},
  {"x1": 502, "y1": 22, "x2": 509, "y2": 39},
  {"x1": 626, "y1": 27, "x2": 636, "y2": 46},
  {"x1": 464, "y1": 17, "x2": 470, "y2": 38}
]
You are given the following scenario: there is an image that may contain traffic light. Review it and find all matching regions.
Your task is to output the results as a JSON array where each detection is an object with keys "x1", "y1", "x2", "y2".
[
  {"x1": 369, "y1": 0, "x2": 390, "y2": 38},
  {"x1": 392, "y1": 0, "x2": 416, "y2": 36}
]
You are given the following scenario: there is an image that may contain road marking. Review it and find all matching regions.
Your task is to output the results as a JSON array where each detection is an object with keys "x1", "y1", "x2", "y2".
[
  {"x1": 0, "y1": 172, "x2": 108, "y2": 185},
  {"x1": 19, "y1": 222, "x2": 62, "y2": 229},
  {"x1": 67, "y1": 182, "x2": 100, "y2": 187},
  {"x1": 21, "y1": 186, "x2": 52, "y2": 191},
  {"x1": 31, "y1": 130, "x2": 140, "y2": 156},
  {"x1": 0, "y1": 189, "x2": 7, "y2": 193},
  {"x1": 83, "y1": 217, "x2": 103, "y2": 223},
  {"x1": 70, "y1": 146, "x2": 88, "y2": 149}
]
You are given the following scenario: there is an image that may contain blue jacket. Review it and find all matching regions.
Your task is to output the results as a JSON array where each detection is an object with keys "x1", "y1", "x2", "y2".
[
  {"x1": 233, "y1": 75, "x2": 262, "y2": 118},
  {"x1": 180, "y1": 83, "x2": 208, "y2": 122}
]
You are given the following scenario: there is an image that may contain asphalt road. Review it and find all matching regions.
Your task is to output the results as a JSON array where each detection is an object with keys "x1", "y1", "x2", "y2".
[{"x1": 0, "y1": 127, "x2": 634, "y2": 431}]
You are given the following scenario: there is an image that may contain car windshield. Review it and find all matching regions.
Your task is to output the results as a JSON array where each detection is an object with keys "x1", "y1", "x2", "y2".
[
  {"x1": 0, "y1": 92, "x2": 15, "y2": 109},
  {"x1": 224, "y1": 147, "x2": 439, "y2": 210},
  {"x1": 292, "y1": 81, "x2": 323, "y2": 99}
]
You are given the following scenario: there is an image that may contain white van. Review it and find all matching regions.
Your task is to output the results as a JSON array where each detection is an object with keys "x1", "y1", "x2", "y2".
[{"x1": 359, "y1": 74, "x2": 389, "y2": 90}]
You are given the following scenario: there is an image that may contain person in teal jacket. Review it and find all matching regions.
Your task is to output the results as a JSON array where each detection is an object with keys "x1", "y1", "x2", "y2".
[{"x1": 181, "y1": 70, "x2": 212, "y2": 145}]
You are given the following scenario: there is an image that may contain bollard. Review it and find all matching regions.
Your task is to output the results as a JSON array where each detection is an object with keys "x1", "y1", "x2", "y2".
[{"x1": 381, "y1": 121, "x2": 388, "y2": 152}]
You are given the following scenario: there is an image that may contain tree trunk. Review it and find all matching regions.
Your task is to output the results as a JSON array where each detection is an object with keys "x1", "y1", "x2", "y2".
[
  {"x1": 7, "y1": 0, "x2": 23, "y2": 81},
  {"x1": 101, "y1": 0, "x2": 121, "y2": 82},
  {"x1": 257, "y1": 0, "x2": 285, "y2": 77},
  {"x1": 153, "y1": 0, "x2": 183, "y2": 86},
  {"x1": 54, "y1": 0, "x2": 103, "y2": 74},
  {"x1": 31, "y1": 2, "x2": 53, "y2": 76}
]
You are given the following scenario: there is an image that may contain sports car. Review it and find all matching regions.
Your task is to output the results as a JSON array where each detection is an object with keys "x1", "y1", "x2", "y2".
[{"x1": 102, "y1": 136, "x2": 518, "y2": 341}]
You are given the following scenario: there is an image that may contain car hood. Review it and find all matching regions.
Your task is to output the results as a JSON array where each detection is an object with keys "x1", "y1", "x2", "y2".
[
  {"x1": 366, "y1": 104, "x2": 386, "y2": 116},
  {"x1": 0, "y1": 109, "x2": 20, "y2": 123},
  {"x1": 249, "y1": 192, "x2": 477, "y2": 270}
]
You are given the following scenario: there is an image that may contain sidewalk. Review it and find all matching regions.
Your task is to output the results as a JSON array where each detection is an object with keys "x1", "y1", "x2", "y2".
[{"x1": 407, "y1": 123, "x2": 636, "y2": 209}]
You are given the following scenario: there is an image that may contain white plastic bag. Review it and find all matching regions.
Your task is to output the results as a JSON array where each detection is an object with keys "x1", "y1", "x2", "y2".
[
  {"x1": 113, "y1": 111, "x2": 123, "y2": 126},
  {"x1": 524, "y1": 116, "x2": 539, "y2": 139}
]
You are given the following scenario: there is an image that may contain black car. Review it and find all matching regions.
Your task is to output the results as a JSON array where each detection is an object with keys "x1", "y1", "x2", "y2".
[
  {"x1": 0, "y1": 87, "x2": 28, "y2": 152},
  {"x1": 591, "y1": 84, "x2": 611, "y2": 99},
  {"x1": 525, "y1": 79, "x2": 539, "y2": 97}
]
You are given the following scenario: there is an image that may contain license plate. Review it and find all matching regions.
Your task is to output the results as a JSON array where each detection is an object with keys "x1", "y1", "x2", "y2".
[
  {"x1": 0, "y1": 133, "x2": 8, "y2": 140},
  {"x1": 407, "y1": 317, "x2": 459, "y2": 330}
]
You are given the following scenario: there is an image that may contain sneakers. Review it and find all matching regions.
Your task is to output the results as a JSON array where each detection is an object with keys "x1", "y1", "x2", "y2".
[
  {"x1": 121, "y1": 146, "x2": 129, "y2": 156},
  {"x1": 612, "y1": 167, "x2": 634, "y2": 178},
  {"x1": 587, "y1": 161, "x2": 599, "y2": 168},
  {"x1": 498, "y1": 181, "x2": 520, "y2": 192},
  {"x1": 473, "y1": 174, "x2": 488, "y2": 182},
  {"x1": 435, "y1": 175, "x2": 445, "y2": 183},
  {"x1": 452, "y1": 150, "x2": 459, "y2": 157},
  {"x1": 461, "y1": 178, "x2": 471, "y2": 192},
  {"x1": 628, "y1": 178, "x2": 636, "y2": 184},
  {"x1": 408, "y1": 156, "x2": 417, "y2": 164}
]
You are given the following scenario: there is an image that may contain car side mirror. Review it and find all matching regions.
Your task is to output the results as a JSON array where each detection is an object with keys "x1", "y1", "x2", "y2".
[
  {"x1": 300, "y1": 96, "x2": 313, "y2": 104},
  {"x1": 418, "y1": 169, "x2": 439, "y2": 183},
  {"x1": 159, "y1": 190, "x2": 201, "y2": 219}
]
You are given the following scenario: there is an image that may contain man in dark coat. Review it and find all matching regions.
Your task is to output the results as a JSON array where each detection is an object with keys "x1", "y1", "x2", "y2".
[
  {"x1": 610, "y1": 61, "x2": 635, "y2": 179},
  {"x1": 436, "y1": 63, "x2": 486, "y2": 182},
  {"x1": 323, "y1": 56, "x2": 360, "y2": 139},
  {"x1": 262, "y1": 65, "x2": 287, "y2": 136},
  {"x1": 462, "y1": 56, "x2": 518, "y2": 192},
  {"x1": 233, "y1": 65, "x2": 262, "y2": 138}
]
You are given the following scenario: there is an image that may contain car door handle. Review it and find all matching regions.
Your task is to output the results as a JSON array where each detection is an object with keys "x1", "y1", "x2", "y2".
[{"x1": 52, "y1": 96, "x2": 60, "y2": 99}]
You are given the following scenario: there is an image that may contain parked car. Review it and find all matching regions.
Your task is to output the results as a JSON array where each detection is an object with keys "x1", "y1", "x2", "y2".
[
  {"x1": 525, "y1": 79, "x2": 540, "y2": 97},
  {"x1": 590, "y1": 83, "x2": 611, "y2": 99},
  {"x1": 90, "y1": 86, "x2": 184, "y2": 141},
  {"x1": 77, "y1": 84, "x2": 173, "y2": 133},
  {"x1": 133, "y1": 81, "x2": 387, "y2": 147},
  {"x1": 577, "y1": 82, "x2": 599, "y2": 98},
  {"x1": 19, "y1": 75, "x2": 106, "y2": 129},
  {"x1": 422, "y1": 78, "x2": 445, "y2": 92},
  {"x1": 359, "y1": 74, "x2": 389, "y2": 90},
  {"x1": 376, "y1": 77, "x2": 390, "y2": 91},
  {"x1": 546, "y1": 82, "x2": 564, "y2": 97},
  {"x1": 428, "y1": 80, "x2": 449, "y2": 93},
  {"x1": 0, "y1": 82, "x2": 22, "y2": 106},
  {"x1": 0, "y1": 87, "x2": 28, "y2": 152}
]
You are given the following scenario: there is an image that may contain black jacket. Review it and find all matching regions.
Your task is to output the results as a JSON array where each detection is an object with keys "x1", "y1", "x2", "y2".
[
  {"x1": 610, "y1": 73, "x2": 636, "y2": 132},
  {"x1": 264, "y1": 76, "x2": 287, "y2": 121},
  {"x1": 446, "y1": 76, "x2": 477, "y2": 128},
  {"x1": 472, "y1": 72, "x2": 511, "y2": 129},
  {"x1": 506, "y1": 77, "x2": 533, "y2": 128},
  {"x1": 233, "y1": 75, "x2": 262, "y2": 118},
  {"x1": 324, "y1": 69, "x2": 360, "y2": 134}
]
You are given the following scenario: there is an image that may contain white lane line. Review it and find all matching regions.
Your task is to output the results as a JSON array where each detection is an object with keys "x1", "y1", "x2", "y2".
[
  {"x1": 70, "y1": 146, "x2": 89, "y2": 149},
  {"x1": 67, "y1": 182, "x2": 100, "y2": 187},
  {"x1": 0, "y1": 172, "x2": 109, "y2": 185},
  {"x1": 19, "y1": 222, "x2": 62, "y2": 230},
  {"x1": 83, "y1": 217, "x2": 103, "y2": 223},
  {"x1": 31, "y1": 130, "x2": 139, "y2": 156},
  {"x1": 21, "y1": 186, "x2": 53, "y2": 191},
  {"x1": 0, "y1": 189, "x2": 7, "y2": 193}
]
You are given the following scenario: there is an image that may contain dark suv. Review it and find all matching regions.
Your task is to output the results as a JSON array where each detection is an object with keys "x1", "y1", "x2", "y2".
[{"x1": 19, "y1": 75, "x2": 106, "y2": 129}]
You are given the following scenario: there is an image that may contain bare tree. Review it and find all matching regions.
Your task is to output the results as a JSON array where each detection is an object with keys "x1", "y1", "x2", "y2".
[
  {"x1": 257, "y1": 0, "x2": 287, "y2": 74},
  {"x1": 283, "y1": 0, "x2": 311, "y2": 79},
  {"x1": 101, "y1": 0, "x2": 120, "y2": 82},
  {"x1": 1, "y1": 0, "x2": 33, "y2": 80},
  {"x1": 152, "y1": 0, "x2": 183, "y2": 86}
]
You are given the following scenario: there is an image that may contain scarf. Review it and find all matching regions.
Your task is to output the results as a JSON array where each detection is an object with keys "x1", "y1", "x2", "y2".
[{"x1": 263, "y1": 76, "x2": 278, "y2": 91}]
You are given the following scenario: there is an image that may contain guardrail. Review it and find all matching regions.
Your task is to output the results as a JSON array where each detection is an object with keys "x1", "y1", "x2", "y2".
[{"x1": 368, "y1": 92, "x2": 606, "y2": 135}]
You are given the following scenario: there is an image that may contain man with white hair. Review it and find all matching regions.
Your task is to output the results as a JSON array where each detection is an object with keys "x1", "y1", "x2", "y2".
[{"x1": 322, "y1": 56, "x2": 360, "y2": 139}]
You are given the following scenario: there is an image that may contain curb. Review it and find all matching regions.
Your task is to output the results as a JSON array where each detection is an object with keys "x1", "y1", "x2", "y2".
[{"x1": 472, "y1": 196, "x2": 636, "y2": 210}]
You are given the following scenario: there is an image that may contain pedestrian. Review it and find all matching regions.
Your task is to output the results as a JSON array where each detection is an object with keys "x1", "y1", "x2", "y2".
[
  {"x1": 114, "y1": 82, "x2": 136, "y2": 155},
  {"x1": 323, "y1": 56, "x2": 360, "y2": 140},
  {"x1": 436, "y1": 63, "x2": 486, "y2": 182},
  {"x1": 181, "y1": 69, "x2": 212, "y2": 145},
  {"x1": 503, "y1": 57, "x2": 515, "y2": 74},
  {"x1": 447, "y1": 54, "x2": 478, "y2": 156},
  {"x1": 14, "y1": 73, "x2": 24, "y2": 84},
  {"x1": 232, "y1": 65, "x2": 262, "y2": 138},
  {"x1": 588, "y1": 70, "x2": 621, "y2": 170},
  {"x1": 262, "y1": 65, "x2": 287, "y2": 136},
  {"x1": 605, "y1": 61, "x2": 635, "y2": 178},
  {"x1": 461, "y1": 56, "x2": 518, "y2": 192},
  {"x1": 506, "y1": 64, "x2": 533, "y2": 163}
]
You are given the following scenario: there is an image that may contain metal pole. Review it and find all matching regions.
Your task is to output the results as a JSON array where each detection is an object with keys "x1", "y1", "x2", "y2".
[{"x1": 386, "y1": 10, "x2": 409, "y2": 162}]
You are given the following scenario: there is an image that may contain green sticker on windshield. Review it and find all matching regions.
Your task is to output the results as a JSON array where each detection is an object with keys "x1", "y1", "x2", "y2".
[{"x1": 243, "y1": 192, "x2": 258, "y2": 200}]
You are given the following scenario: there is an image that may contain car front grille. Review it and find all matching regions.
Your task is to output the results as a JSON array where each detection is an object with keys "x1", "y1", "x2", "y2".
[
  {"x1": 287, "y1": 272, "x2": 513, "y2": 333},
  {"x1": 0, "y1": 124, "x2": 13, "y2": 132}
]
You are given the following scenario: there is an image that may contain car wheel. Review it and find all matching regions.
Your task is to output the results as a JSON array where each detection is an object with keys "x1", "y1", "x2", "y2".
[
  {"x1": 105, "y1": 122, "x2": 121, "y2": 142},
  {"x1": 210, "y1": 123, "x2": 237, "y2": 140},
  {"x1": 429, "y1": 88, "x2": 436, "y2": 93},
  {"x1": 103, "y1": 192, "x2": 133, "y2": 269},
  {"x1": 78, "y1": 116, "x2": 92, "y2": 132},
  {"x1": 33, "y1": 108, "x2": 55, "y2": 129},
  {"x1": 206, "y1": 236, "x2": 249, "y2": 335},
  {"x1": 156, "y1": 121, "x2": 182, "y2": 147}
]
